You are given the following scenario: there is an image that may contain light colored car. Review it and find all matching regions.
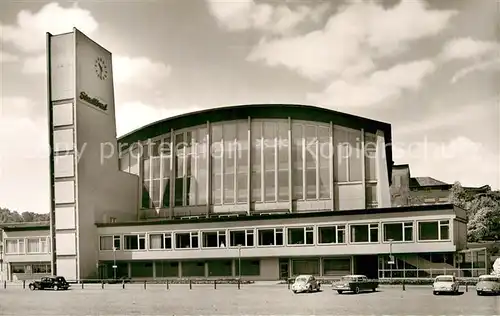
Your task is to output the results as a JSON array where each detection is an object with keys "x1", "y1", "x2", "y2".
[
  {"x1": 291, "y1": 275, "x2": 321, "y2": 293},
  {"x1": 432, "y1": 275, "x2": 459, "y2": 295},
  {"x1": 476, "y1": 274, "x2": 500, "y2": 295}
]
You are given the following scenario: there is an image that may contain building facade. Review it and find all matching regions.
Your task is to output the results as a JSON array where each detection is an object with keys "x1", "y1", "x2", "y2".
[
  {"x1": 390, "y1": 164, "x2": 490, "y2": 207},
  {"x1": 0, "y1": 28, "x2": 487, "y2": 282}
]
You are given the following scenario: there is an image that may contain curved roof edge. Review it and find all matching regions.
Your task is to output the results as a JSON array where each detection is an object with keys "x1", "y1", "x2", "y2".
[{"x1": 117, "y1": 103, "x2": 394, "y2": 183}]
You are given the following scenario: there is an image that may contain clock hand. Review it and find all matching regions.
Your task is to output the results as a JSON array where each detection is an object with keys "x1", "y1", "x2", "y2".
[{"x1": 99, "y1": 64, "x2": 103, "y2": 73}]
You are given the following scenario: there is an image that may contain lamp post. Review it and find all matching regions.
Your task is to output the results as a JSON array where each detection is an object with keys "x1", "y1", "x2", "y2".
[
  {"x1": 388, "y1": 239, "x2": 394, "y2": 280},
  {"x1": 112, "y1": 247, "x2": 117, "y2": 280},
  {"x1": 0, "y1": 246, "x2": 3, "y2": 282},
  {"x1": 237, "y1": 244, "x2": 242, "y2": 280}
]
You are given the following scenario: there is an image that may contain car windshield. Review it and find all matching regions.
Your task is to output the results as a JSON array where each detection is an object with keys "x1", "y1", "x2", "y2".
[
  {"x1": 295, "y1": 277, "x2": 308, "y2": 283},
  {"x1": 479, "y1": 276, "x2": 498, "y2": 282},
  {"x1": 436, "y1": 276, "x2": 454, "y2": 282},
  {"x1": 341, "y1": 276, "x2": 355, "y2": 281}
]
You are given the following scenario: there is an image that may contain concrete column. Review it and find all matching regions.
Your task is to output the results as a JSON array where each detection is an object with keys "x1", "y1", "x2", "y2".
[
  {"x1": 232, "y1": 259, "x2": 236, "y2": 277},
  {"x1": 127, "y1": 262, "x2": 132, "y2": 278},
  {"x1": 319, "y1": 257, "x2": 323, "y2": 277},
  {"x1": 204, "y1": 261, "x2": 209, "y2": 277},
  {"x1": 152, "y1": 261, "x2": 156, "y2": 279},
  {"x1": 178, "y1": 261, "x2": 182, "y2": 278}
]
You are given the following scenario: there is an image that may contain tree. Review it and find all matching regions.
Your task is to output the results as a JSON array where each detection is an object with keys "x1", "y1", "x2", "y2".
[
  {"x1": 449, "y1": 182, "x2": 500, "y2": 242},
  {"x1": 0, "y1": 207, "x2": 49, "y2": 223}
]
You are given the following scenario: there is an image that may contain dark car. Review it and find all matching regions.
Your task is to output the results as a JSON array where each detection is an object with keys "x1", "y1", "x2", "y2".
[
  {"x1": 29, "y1": 276, "x2": 70, "y2": 291},
  {"x1": 332, "y1": 275, "x2": 379, "y2": 294},
  {"x1": 107, "y1": 276, "x2": 132, "y2": 284}
]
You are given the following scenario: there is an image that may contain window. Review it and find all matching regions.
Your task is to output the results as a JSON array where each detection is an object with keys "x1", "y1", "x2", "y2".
[
  {"x1": 418, "y1": 220, "x2": 450, "y2": 241},
  {"x1": 229, "y1": 229, "x2": 254, "y2": 247},
  {"x1": 318, "y1": 225, "x2": 346, "y2": 244},
  {"x1": 100, "y1": 235, "x2": 120, "y2": 251},
  {"x1": 287, "y1": 227, "x2": 314, "y2": 245},
  {"x1": 383, "y1": 222, "x2": 413, "y2": 242},
  {"x1": 202, "y1": 231, "x2": 227, "y2": 248},
  {"x1": 124, "y1": 234, "x2": 146, "y2": 250},
  {"x1": 292, "y1": 123, "x2": 304, "y2": 200},
  {"x1": 251, "y1": 121, "x2": 262, "y2": 202},
  {"x1": 212, "y1": 125, "x2": 223, "y2": 204},
  {"x1": 149, "y1": 233, "x2": 172, "y2": 250},
  {"x1": 32, "y1": 263, "x2": 51, "y2": 274},
  {"x1": 334, "y1": 127, "x2": 362, "y2": 182},
  {"x1": 5, "y1": 239, "x2": 24, "y2": 254},
  {"x1": 350, "y1": 224, "x2": 379, "y2": 243},
  {"x1": 364, "y1": 133, "x2": 377, "y2": 181},
  {"x1": 366, "y1": 184, "x2": 378, "y2": 208},
  {"x1": 175, "y1": 232, "x2": 199, "y2": 249},
  {"x1": 26, "y1": 237, "x2": 49, "y2": 253},
  {"x1": 257, "y1": 228, "x2": 284, "y2": 246}
]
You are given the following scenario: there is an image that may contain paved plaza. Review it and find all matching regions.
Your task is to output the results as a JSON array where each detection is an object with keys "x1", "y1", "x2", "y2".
[{"x1": 0, "y1": 283, "x2": 498, "y2": 315}]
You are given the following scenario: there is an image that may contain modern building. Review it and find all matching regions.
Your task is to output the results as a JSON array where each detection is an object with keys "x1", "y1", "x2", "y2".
[
  {"x1": 390, "y1": 164, "x2": 491, "y2": 207},
  {"x1": 0, "y1": 28, "x2": 489, "y2": 282}
]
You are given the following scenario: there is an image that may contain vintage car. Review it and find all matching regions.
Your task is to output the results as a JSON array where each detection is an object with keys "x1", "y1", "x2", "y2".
[
  {"x1": 332, "y1": 275, "x2": 379, "y2": 294},
  {"x1": 29, "y1": 276, "x2": 70, "y2": 291},
  {"x1": 432, "y1": 275, "x2": 459, "y2": 295},
  {"x1": 476, "y1": 274, "x2": 500, "y2": 295},
  {"x1": 291, "y1": 275, "x2": 321, "y2": 293}
]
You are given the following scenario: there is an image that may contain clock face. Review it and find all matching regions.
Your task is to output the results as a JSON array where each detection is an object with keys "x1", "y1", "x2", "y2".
[{"x1": 94, "y1": 57, "x2": 108, "y2": 80}]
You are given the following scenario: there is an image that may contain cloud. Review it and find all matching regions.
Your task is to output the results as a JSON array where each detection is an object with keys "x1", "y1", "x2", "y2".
[
  {"x1": 439, "y1": 37, "x2": 499, "y2": 61},
  {"x1": 21, "y1": 53, "x2": 171, "y2": 88},
  {"x1": 0, "y1": 2, "x2": 98, "y2": 53},
  {"x1": 113, "y1": 56, "x2": 172, "y2": 89},
  {"x1": 22, "y1": 55, "x2": 45, "y2": 74},
  {"x1": 394, "y1": 136, "x2": 499, "y2": 190},
  {"x1": 116, "y1": 102, "x2": 204, "y2": 137},
  {"x1": 308, "y1": 60, "x2": 436, "y2": 108},
  {"x1": 247, "y1": 0, "x2": 456, "y2": 81},
  {"x1": 0, "y1": 51, "x2": 20, "y2": 63},
  {"x1": 206, "y1": 0, "x2": 329, "y2": 35},
  {"x1": 451, "y1": 57, "x2": 500, "y2": 84}
]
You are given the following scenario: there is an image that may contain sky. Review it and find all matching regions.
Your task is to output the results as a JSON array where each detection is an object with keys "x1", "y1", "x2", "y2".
[{"x1": 0, "y1": 0, "x2": 499, "y2": 214}]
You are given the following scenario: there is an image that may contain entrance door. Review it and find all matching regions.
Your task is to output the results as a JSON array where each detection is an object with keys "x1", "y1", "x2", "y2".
[{"x1": 279, "y1": 260, "x2": 289, "y2": 280}]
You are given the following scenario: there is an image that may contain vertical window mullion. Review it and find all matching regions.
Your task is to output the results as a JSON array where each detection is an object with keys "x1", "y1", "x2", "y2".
[
  {"x1": 315, "y1": 127, "x2": 319, "y2": 199},
  {"x1": 301, "y1": 131, "x2": 306, "y2": 199},
  {"x1": 234, "y1": 136, "x2": 237, "y2": 203},
  {"x1": 274, "y1": 134, "x2": 278, "y2": 201},
  {"x1": 260, "y1": 130, "x2": 264, "y2": 201},
  {"x1": 221, "y1": 137, "x2": 225, "y2": 204}
]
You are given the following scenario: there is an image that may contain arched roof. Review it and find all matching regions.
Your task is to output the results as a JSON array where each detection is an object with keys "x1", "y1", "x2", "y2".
[{"x1": 117, "y1": 104, "x2": 393, "y2": 182}]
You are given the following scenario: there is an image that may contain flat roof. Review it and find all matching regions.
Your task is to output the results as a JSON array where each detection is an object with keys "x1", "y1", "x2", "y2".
[
  {"x1": 117, "y1": 104, "x2": 394, "y2": 184},
  {"x1": 96, "y1": 204, "x2": 457, "y2": 228},
  {"x1": 0, "y1": 221, "x2": 50, "y2": 231}
]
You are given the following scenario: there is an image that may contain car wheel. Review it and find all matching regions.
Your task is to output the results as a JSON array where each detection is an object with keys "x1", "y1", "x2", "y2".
[
  {"x1": 29, "y1": 284, "x2": 35, "y2": 291},
  {"x1": 53, "y1": 285, "x2": 59, "y2": 291},
  {"x1": 477, "y1": 291, "x2": 482, "y2": 296},
  {"x1": 337, "y1": 290, "x2": 343, "y2": 294},
  {"x1": 308, "y1": 285, "x2": 312, "y2": 293},
  {"x1": 372, "y1": 287, "x2": 376, "y2": 292},
  {"x1": 292, "y1": 290, "x2": 297, "y2": 294},
  {"x1": 433, "y1": 291, "x2": 438, "y2": 295},
  {"x1": 354, "y1": 287, "x2": 360, "y2": 294}
]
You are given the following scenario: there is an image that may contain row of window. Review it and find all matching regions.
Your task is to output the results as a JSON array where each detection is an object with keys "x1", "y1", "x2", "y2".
[
  {"x1": 122, "y1": 120, "x2": 379, "y2": 209},
  {"x1": 11, "y1": 263, "x2": 51, "y2": 274},
  {"x1": 4, "y1": 237, "x2": 50, "y2": 255},
  {"x1": 99, "y1": 220, "x2": 451, "y2": 251}
]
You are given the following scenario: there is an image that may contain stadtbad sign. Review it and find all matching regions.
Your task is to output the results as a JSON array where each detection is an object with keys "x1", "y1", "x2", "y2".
[{"x1": 79, "y1": 91, "x2": 108, "y2": 111}]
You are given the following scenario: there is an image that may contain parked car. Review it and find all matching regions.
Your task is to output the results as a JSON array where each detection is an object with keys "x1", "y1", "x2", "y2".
[
  {"x1": 476, "y1": 274, "x2": 500, "y2": 295},
  {"x1": 291, "y1": 275, "x2": 321, "y2": 293},
  {"x1": 107, "y1": 276, "x2": 132, "y2": 284},
  {"x1": 29, "y1": 276, "x2": 70, "y2": 291},
  {"x1": 432, "y1": 275, "x2": 459, "y2": 295},
  {"x1": 332, "y1": 275, "x2": 379, "y2": 294}
]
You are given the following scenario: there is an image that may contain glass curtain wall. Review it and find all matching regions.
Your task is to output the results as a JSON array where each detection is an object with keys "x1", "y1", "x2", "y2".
[{"x1": 134, "y1": 119, "x2": 375, "y2": 209}]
